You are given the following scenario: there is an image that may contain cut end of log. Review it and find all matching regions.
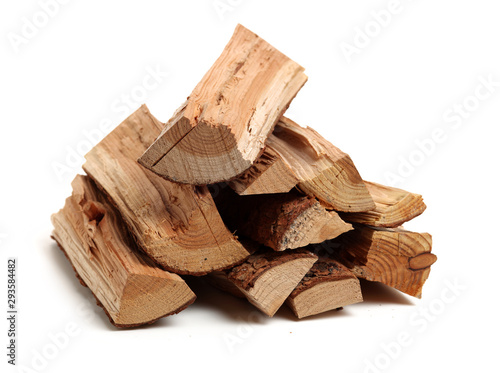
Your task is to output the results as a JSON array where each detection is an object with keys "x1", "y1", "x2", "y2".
[
  {"x1": 341, "y1": 181, "x2": 427, "y2": 227},
  {"x1": 138, "y1": 24, "x2": 307, "y2": 185},
  {"x1": 286, "y1": 258, "x2": 363, "y2": 318},
  {"x1": 51, "y1": 175, "x2": 196, "y2": 327},
  {"x1": 326, "y1": 226, "x2": 435, "y2": 298},
  {"x1": 227, "y1": 250, "x2": 318, "y2": 316}
]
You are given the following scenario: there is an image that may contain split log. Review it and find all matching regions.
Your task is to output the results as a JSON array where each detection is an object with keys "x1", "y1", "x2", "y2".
[
  {"x1": 228, "y1": 146, "x2": 299, "y2": 195},
  {"x1": 340, "y1": 181, "x2": 426, "y2": 227},
  {"x1": 138, "y1": 24, "x2": 307, "y2": 185},
  {"x1": 226, "y1": 250, "x2": 318, "y2": 316},
  {"x1": 51, "y1": 175, "x2": 196, "y2": 327},
  {"x1": 286, "y1": 258, "x2": 363, "y2": 319},
  {"x1": 83, "y1": 105, "x2": 250, "y2": 275},
  {"x1": 230, "y1": 117, "x2": 375, "y2": 212},
  {"x1": 320, "y1": 225, "x2": 437, "y2": 298},
  {"x1": 213, "y1": 186, "x2": 352, "y2": 251}
]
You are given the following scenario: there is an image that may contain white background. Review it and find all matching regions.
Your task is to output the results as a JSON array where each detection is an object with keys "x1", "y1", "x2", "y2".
[{"x1": 1, "y1": 1, "x2": 499, "y2": 372}]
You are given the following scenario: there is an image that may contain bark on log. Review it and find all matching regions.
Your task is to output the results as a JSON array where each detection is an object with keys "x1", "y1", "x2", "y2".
[
  {"x1": 51, "y1": 175, "x2": 196, "y2": 327},
  {"x1": 320, "y1": 225, "x2": 437, "y2": 298},
  {"x1": 213, "y1": 186, "x2": 352, "y2": 251},
  {"x1": 83, "y1": 105, "x2": 250, "y2": 275},
  {"x1": 340, "y1": 181, "x2": 426, "y2": 227},
  {"x1": 138, "y1": 24, "x2": 307, "y2": 185},
  {"x1": 286, "y1": 258, "x2": 363, "y2": 318},
  {"x1": 226, "y1": 250, "x2": 317, "y2": 316}
]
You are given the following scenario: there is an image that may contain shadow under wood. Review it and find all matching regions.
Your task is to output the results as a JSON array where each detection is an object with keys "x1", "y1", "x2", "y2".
[
  {"x1": 358, "y1": 279, "x2": 414, "y2": 305},
  {"x1": 183, "y1": 276, "x2": 271, "y2": 324}
]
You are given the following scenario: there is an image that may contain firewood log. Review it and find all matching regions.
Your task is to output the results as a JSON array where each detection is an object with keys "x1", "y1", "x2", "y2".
[
  {"x1": 213, "y1": 186, "x2": 352, "y2": 251},
  {"x1": 340, "y1": 181, "x2": 426, "y2": 227},
  {"x1": 83, "y1": 105, "x2": 250, "y2": 275},
  {"x1": 51, "y1": 175, "x2": 196, "y2": 327},
  {"x1": 138, "y1": 24, "x2": 307, "y2": 185},
  {"x1": 226, "y1": 250, "x2": 317, "y2": 316},
  {"x1": 318, "y1": 225, "x2": 437, "y2": 298},
  {"x1": 230, "y1": 117, "x2": 375, "y2": 212},
  {"x1": 286, "y1": 258, "x2": 363, "y2": 318}
]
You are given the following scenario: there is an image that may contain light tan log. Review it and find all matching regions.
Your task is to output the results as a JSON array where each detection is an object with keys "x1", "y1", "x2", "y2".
[
  {"x1": 138, "y1": 24, "x2": 307, "y2": 185},
  {"x1": 228, "y1": 146, "x2": 299, "y2": 195},
  {"x1": 230, "y1": 117, "x2": 375, "y2": 212},
  {"x1": 324, "y1": 225, "x2": 437, "y2": 298},
  {"x1": 340, "y1": 181, "x2": 426, "y2": 227},
  {"x1": 213, "y1": 186, "x2": 352, "y2": 251},
  {"x1": 83, "y1": 105, "x2": 250, "y2": 275},
  {"x1": 286, "y1": 258, "x2": 363, "y2": 319},
  {"x1": 51, "y1": 175, "x2": 196, "y2": 327},
  {"x1": 226, "y1": 250, "x2": 318, "y2": 316}
]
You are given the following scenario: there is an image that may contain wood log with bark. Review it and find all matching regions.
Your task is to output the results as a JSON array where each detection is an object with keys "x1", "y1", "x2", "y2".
[
  {"x1": 319, "y1": 225, "x2": 437, "y2": 298},
  {"x1": 213, "y1": 185, "x2": 352, "y2": 251},
  {"x1": 51, "y1": 175, "x2": 196, "y2": 327},
  {"x1": 50, "y1": 24, "x2": 437, "y2": 326},
  {"x1": 286, "y1": 258, "x2": 363, "y2": 318},
  {"x1": 138, "y1": 24, "x2": 307, "y2": 185},
  {"x1": 83, "y1": 105, "x2": 250, "y2": 275},
  {"x1": 225, "y1": 250, "x2": 318, "y2": 316}
]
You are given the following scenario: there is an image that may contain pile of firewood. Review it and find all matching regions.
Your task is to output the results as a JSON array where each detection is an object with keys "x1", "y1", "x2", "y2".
[{"x1": 51, "y1": 25, "x2": 436, "y2": 327}]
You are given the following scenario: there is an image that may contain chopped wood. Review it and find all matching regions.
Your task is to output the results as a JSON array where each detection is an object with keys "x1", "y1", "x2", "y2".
[
  {"x1": 229, "y1": 117, "x2": 375, "y2": 212},
  {"x1": 320, "y1": 225, "x2": 437, "y2": 298},
  {"x1": 206, "y1": 271, "x2": 246, "y2": 299},
  {"x1": 213, "y1": 186, "x2": 352, "y2": 251},
  {"x1": 340, "y1": 181, "x2": 427, "y2": 227},
  {"x1": 286, "y1": 258, "x2": 363, "y2": 319},
  {"x1": 83, "y1": 105, "x2": 250, "y2": 275},
  {"x1": 138, "y1": 24, "x2": 307, "y2": 185},
  {"x1": 51, "y1": 175, "x2": 196, "y2": 327},
  {"x1": 228, "y1": 146, "x2": 299, "y2": 195},
  {"x1": 226, "y1": 250, "x2": 318, "y2": 316}
]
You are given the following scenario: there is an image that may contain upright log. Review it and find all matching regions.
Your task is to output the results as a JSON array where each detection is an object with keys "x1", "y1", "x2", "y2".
[
  {"x1": 139, "y1": 24, "x2": 307, "y2": 185},
  {"x1": 51, "y1": 175, "x2": 196, "y2": 327},
  {"x1": 83, "y1": 105, "x2": 250, "y2": 275}
]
